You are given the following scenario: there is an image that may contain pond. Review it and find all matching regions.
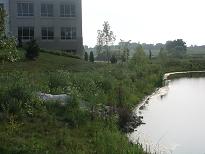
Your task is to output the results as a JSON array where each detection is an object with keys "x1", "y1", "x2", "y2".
[{"x1": 129, "y1": 77, "x2": 205, "y2": 154}]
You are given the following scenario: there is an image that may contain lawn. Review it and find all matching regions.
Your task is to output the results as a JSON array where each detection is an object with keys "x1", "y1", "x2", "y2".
[
  {"x1": 0, "y1": 52, "x2": 104, "y2": 73},
  {"x1": 0, "y1": 52, "x2": 146, "y2": 154}
]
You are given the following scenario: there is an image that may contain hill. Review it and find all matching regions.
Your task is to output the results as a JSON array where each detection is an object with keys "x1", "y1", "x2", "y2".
[
  {"x1": 0, "y1": 52, "x2": 145, "y2": 154},
  {"x1": 0, "y1": 52, "x2": 104, "y2": 73}
]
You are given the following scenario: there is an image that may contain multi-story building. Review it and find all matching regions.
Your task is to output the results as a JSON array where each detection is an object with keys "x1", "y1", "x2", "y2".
[{"x1": 1, "y1": 0, "x2": 83, "y2": 54}]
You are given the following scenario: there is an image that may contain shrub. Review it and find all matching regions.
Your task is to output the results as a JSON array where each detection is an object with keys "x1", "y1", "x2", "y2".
[
  {"x1": 0, "y1": 82, "x2": 34, "y2": 118},
  {"x1": 48, "y1": 71, "x2": 72, "y2": 94},
  {"x1": 0, "y1": 37, "x2": 19, "y2": 62},
  {"x1": 89, "y1": 51, "x2": 94, "y2": 62},
  {"x1": 17, "y1": 37, "x2": 23, "y2": 48},
  {"x1": 84, "y1": 52, "x2": 88, "y2": 61},
  {"x1": 25, "y1": 40, "x2": 40, "y2": 60},
  {"x1": 117, "y1": 107, "x2": 132, "y2": 131},
  {"x1": 110, "y1": 55, "x2": 117, "y2": 64},
  {"x1": 0, "y1": 8, "x2": 6, "y2": 37}
]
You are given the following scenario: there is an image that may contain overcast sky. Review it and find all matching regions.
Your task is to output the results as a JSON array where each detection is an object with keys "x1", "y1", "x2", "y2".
[{"x1": 82, "y1": 0, "x2": 205, "y2": 47}]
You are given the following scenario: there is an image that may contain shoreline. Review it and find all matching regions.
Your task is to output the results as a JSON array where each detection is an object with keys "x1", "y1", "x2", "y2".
[{"x1": 127, "y1": 70, "x2": 205, "y2": 133}]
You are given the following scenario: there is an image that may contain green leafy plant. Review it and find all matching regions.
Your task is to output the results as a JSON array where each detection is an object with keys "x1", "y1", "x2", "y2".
[{"x1": 25, "y1": 40, "x2": 40, "y2": 60}]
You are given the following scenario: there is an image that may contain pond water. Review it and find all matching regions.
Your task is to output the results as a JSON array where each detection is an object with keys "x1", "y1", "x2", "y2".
[{"x1": 129, "y1": 77, "x2": 205, "y2": 154}]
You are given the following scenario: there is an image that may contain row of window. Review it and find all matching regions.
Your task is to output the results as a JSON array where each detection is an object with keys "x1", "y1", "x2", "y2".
[
  {"x1": 18, "y1": 27, "x2": 77, "y2": 40},
  {"x1": 17, "y1": 3, "x2": 76, "y2": 17}
]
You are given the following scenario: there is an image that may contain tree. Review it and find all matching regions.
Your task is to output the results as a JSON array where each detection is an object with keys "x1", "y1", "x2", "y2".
[
  {"x1": 149, "y1": 49, "x2": 152, "y2": 60},
  {"x1": 25, "y1": 40, "x2": 40, "y2": 60},
  {"x1": 165, "y1": 39, "x2": 187, "y2": 58},
  {"x1": 158, "y1": 47, "x2": 168, "y2": 65},
  {"x1": 84, "y1": 52, "x2": 88, "y2": 61},
  {"x1": 131, "y1": 45, "x2": 148, "y2": 65},
  {"x1": 0, "y1": 8, "x2": 6, "y2": 38},
  {"x1": 110, "y1": 55, "x2": 117, "y2": 64},
  {"x1": 119, "y1": 39, "x2": 131, "y2": 63},
  {"x1": 0, "y1": 9, "x2": 19, "y2": 63},
  {"x1": 97, "y1": 21, "x2": 116, "y2": 63},
  {"x1": 89, "y1": 51, "x2": 94, "y2": 63}
]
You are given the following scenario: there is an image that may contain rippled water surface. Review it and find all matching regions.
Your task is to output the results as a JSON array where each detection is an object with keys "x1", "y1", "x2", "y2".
[{"x1": 129, "y1": 78, "x2": 205, "y2": 154}]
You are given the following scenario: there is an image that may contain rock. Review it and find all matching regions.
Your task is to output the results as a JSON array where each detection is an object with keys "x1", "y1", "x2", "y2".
[
  {"x1": 37, "y1": 92, "x2": 71, "y2": 104},
  {"x1": 139, "y1": 105, "x2": 145, "y2": 110},
  {"x1": 124, "y1": 114, "x2": 145, "y2": 133}
]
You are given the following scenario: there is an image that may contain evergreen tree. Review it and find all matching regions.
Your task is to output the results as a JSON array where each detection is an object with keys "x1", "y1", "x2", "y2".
[
  {"x1": 110, "y1": 55, "x2": 117, "y2": 64},
  {"x1": 89, "y1": 51, "x2": 94, "y2": 63},
  {"x1": 149, "y1": 49, "x2": 152, "y2": 60},
  {"x1": 84, "y1": 52, "x2": 88, "y2": 61},
  {"x1": 25, "y1": 40, "x2": 40, "y2": 60},
  {"x1": 0, "y1": 8, "x2": 6, "y2": 37}
]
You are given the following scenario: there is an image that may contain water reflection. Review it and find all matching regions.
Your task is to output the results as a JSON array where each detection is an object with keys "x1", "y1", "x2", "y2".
[{"x1": 129, "y1": 78, "x2": 205, "y2": 154}]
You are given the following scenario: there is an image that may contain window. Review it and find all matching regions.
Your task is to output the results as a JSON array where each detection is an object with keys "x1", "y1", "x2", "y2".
[
  {"x1": 17, "y1": 3, "x2": 34, "y2": 16},
  {"x1": 60, "y1": 4, "x2": 75, "y2": 17},
  {"x1": 41, "y1": 4, "x2": 53, "y2": 17},
  {"x1": 18, "y1": 27, "x2": 34, "y2": 40},
  {"x1": 61, "y1": 27, "x2": 76, "y2": 40},
  {"x1": 41, "y1": 27, "x2": 54, "y2": 40}
]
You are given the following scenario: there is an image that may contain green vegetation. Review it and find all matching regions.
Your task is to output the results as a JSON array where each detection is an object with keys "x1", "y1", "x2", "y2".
[
  {"x1": 1, "y1": 44, "x2": 205, "y2": 153},
  {"x1": 0, "y1": 8, "x2": 6, "y2": 37},
  {"x1": 89, "y1": 51, "x2": 94, "y2": 63},
  {"x1": 25, "y1": 40, "x2": 40, "y2": 60},
  {"x1": 0, "y1": 52, "x2": 103, "y2": 73},
  {"x1": 84, "y1": 52, "x2": 88, "y2": 61},
  {"x1": 1, "y1": 14, "x2": 205, "y2": 153},
  {"x1": 0, "y1": 51, "x2": 148, "y2": 154},
  {"x1": 0, "y1": 8, "x2": 20, "y2": 63},
  {"x1": 165, "y1": 39, "x2": 187, "y2": 58},
  {"x1": 40, "y1": 49, "x2": 81, "y2": 59},
  {"x1": 96, "y1": 21, "x2": 116, "y2": 62}
]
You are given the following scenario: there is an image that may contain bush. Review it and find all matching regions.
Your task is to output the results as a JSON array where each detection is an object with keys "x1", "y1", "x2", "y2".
[
  {"x1": 0, "y1": 82, "x2": 35, "y2": 118},
  {"x1": 117, "y1": 107, "x2": 132, "y2": 130},
  {"x1": 110, "y1": 55, "x2": 117, "y2": 64},
  {"x1": 25, "y1": 40, "x2": 40, "y2": 60},
  {"x1": 84, "y1": 52, "x2": 88, "y2": 61},
  {"x1": 0, "y1": 37, "x2": 19, "y2": 62},
  {"x1": 48, "y1": 71, "x2": 72, "y2": 94},
  {"x1": 89, "y1": 51, "x2": 94, "y2": 62}
]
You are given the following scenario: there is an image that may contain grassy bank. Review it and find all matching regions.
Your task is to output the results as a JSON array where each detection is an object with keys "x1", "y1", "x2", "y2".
[
  {"x1": 1, "y1": 51, "x2": 205, "y2": 153},
  {"x1": 0, "y1": 52, "x2": 148, "y2": 154}
]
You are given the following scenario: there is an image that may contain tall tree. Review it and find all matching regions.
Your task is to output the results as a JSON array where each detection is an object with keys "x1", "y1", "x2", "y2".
[
  {"x1": 97, "y1": 21, "x2": 116, "y2": 63},
  {"x1": 165, "y1": 39, "x2": 187, "y2": 58},
  {"x1": 119, "y1": 39, "x2": 131, "y2": 63},
  {"x1": 0, "y1": 7, "x2": 6, "y2": 37},
  {"x1": 84, "y1": 52, "x2": 88, "y2": 61},
  {"x1": 149, "y1": 49, "x2": 152, "y2": 60},
  {"x1": 89, "y1": 51, "x2": 94, "y2": 63}
]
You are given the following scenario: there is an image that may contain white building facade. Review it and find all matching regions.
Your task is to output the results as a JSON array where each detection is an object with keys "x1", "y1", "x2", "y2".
[{"x1": 0, "y1": 0, "x2": 83, "y2": 55}]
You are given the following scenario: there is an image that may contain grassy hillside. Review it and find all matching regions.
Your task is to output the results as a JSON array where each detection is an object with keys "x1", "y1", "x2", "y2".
[
  {"x1": 1, "y1": 50, "x2": 205, "y2": 154},
  {"x1": 0, "y1": 52, "x2": 104, "y2": 73},
  {"x1": 0, "y1": 52, "x2": 147, "y2": 154}
]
